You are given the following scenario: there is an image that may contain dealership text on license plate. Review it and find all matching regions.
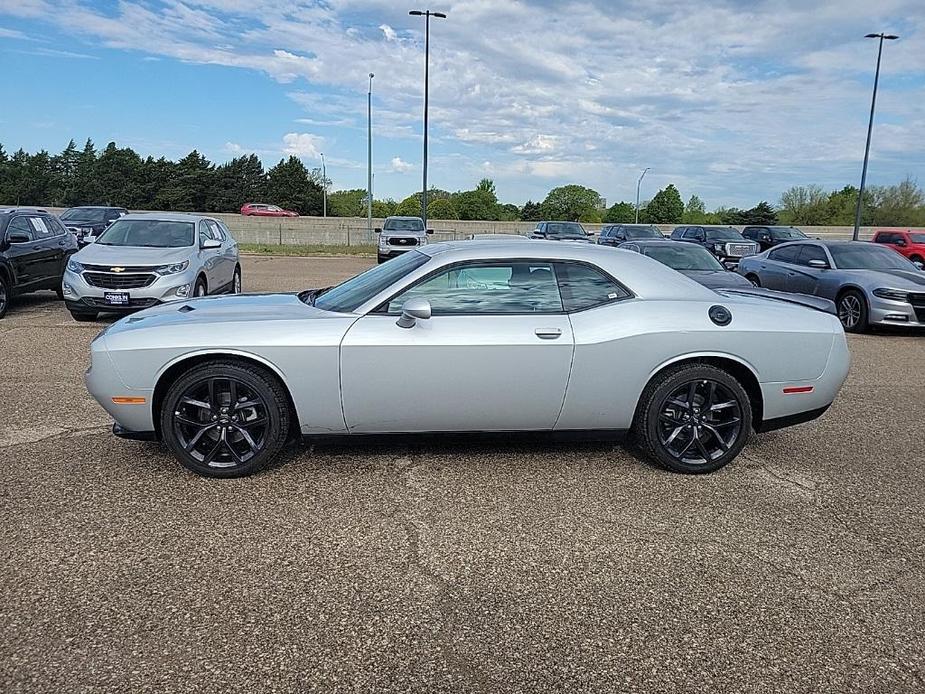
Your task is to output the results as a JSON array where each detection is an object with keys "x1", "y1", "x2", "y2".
[{"x1": 104, "y1": 292, "x2": 129, "y2": 305}]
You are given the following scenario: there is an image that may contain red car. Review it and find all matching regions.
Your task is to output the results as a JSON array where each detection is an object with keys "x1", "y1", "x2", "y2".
[
  {"x1": 240, "y1": 203, "x2": 299, "y2": 217},
  {"x1": 872, "y1": 229, "x2": 925, "y2": 266}
]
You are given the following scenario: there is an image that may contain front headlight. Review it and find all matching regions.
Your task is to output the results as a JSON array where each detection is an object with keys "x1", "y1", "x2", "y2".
[
  {"x1": 872, "y1": 288, "x2": 909, "y2": 302},
  {"x1": 154, "y1": 260, "x2": 190, "y2": 276},
  {"x1": 419, "y1": 236, "x2": 428, "y2": 246},
  {"x1": 713, "y1": 243, "x2": 725, "y2": 252},
  {"x1": 378, "y1": 235, "x2": 388, "y2": 247},
  {"x1": 67, "y1": 258, "x2": 84, "y2": 273}
]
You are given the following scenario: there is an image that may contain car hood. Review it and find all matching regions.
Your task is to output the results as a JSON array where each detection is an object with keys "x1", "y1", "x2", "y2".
[
  {"x1": 549, "y1": 235, "x2": 594, "y2": 243},
  {"x1": 381, "y1": 231, "x2": 425, "y2": 237},
  {"x1": 74, "y1": 244, "x2": 194, "y2": 266},
  {"x1": 62, "y1": 218, "x2": 106, "y2": 228},
  {"x1": 104, "y1": 293, "x2": 342, "y2": 337},
  {"x1": 839, "y1": 269, "x2": 925, "y2": 289},
  {"x1": 681, "y1": 269, "x2": 754, "y2": 289}
]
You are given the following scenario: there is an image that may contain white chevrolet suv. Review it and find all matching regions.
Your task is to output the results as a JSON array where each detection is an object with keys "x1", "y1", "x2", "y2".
[
  {"x1": 376, "y1": 216, "x2": 434, "y2": 264},
  {"x1": 62, "y1": 212, "x2": 241, "y2": 321}
]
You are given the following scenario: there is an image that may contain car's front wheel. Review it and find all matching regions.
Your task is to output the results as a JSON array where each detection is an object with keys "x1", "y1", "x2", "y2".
[
  {"x1": 633, "y1": 364, "x2": 753, "y2": 474},
  {"x1": 837, "y1": 289, "x2": 867, "y2": 333},
  {"x1": 69, "y1": 310, "x2": 97, "y2": 322},
  {"x1": 194, "y1": 276, "x2": 208, "y2": 297},
  {"x1": 745, "y1": 273, "x2": 761, "y2": 287},
  {"x1": 232, "y1": 266, "x2": 242, "y2": 294},
  {"x1": 160, "y1": 360, "x2": 291, "y2": 478}
]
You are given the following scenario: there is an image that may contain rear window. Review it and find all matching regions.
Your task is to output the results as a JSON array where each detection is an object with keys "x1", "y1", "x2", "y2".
[{"x1": 555, "y1": 262, "x2": 631, "y2": 312}]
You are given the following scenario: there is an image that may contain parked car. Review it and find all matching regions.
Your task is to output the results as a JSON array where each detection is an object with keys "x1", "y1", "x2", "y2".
[
  {"x1": 240, "y1": 203, "x2": 298, "y2": 217},
  {"x1": 619, "y1": 239, "x2": 753, "y2": 290},
  {"x1": 85, "y1": 239, "x2": 848, "y2": 478},
  {"x1": 738, "y1": 240, "x2": 925, "y2": 332},
  {"x1": 376, "y1": 216, "x2": 433, "y2": 264},
  {"x1": 670, "y1": 226, "x2": 759, "y2": 268},
  {"x1": 60, "y1": 206, "x2": 128, "y2": 247},
  {"x1": 531, "y1": 221, "x2": 595, "y2": 243},
  {"x1": 871, "y1": 229, "x2": 925, "y2": 267},
  {"x1": 0, "y1": 207, "x2": 78, "y2": 319},
  {"x1": 742, "y1": 225, "x2": 809, "y2": 251},
  {"x1": 63, "y1": 213, "x2": 240, "y2": 322},
  {"x1": 598, "y1": 224, "x2": 663, "y2": 247}
]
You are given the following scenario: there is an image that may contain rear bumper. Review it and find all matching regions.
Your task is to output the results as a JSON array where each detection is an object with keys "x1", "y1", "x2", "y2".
[
  {"x1": 112, "y1": 423, "x2": 158, "y2": 441},
  {"x1": 756, "y1": 405, "x2": 830, "y2": 433}
]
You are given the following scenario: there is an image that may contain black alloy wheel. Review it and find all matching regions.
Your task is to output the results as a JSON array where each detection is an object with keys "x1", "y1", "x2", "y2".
[
  {"x1": 161, "y1": 361, "x2": 290, "y2": 477},
  {"x1": 634, "y1": 364, "x2": 752, "y2": 474}
]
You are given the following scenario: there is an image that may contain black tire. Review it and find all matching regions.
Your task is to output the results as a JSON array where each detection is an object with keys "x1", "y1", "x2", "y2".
[
  {"x1": 377, "y1": 255, "x2": 387, "y2": 264},
  {"x1": 69, "y1": 310, "x2": 97, "y2": 322},
  {"x1": 0, "y1": 273, "x2": 9, "y2": 319},
  {"x1": 231, "y1": 266, "x2": 242, "y2": 294},
  {"x1": 837, "y1": 288, "x2": 868, "y2": 333},
  {"x1": 194, "y1": 276, "x2": 208, "y2": 297},
  {"x1": 160, "y1": 360, "x2": 291, "y2": 478},
  {"x1": 632, "y1": 363, "x2": 753, "y2": 474},
  {"x1": 745, "y1": 274, "x2": 761, "y2": 287},
  {"x1": 55, "y1": 285, "x2": 64, "y2": 300},
  {"x1": 910, "y1": 255, "x2": 924, "y2": 266}
]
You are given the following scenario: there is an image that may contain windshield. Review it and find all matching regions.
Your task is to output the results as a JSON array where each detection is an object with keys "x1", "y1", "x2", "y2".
[
  {"x1": 313, "y1": 250, "x2": 430, "y2": 313},
  {"x1": 771, "y1": 227, "x2": 807, "y2": 240},
  {"x1": 642, "y1": 244, "x2": 724, "y2": 271},
  {"x1": 61, "y1": 208, "x2": 108, "y2": 222},
  {"x1": 910, "y1": 233, "x2": 925, "y2": 244},
  {"x1": 625, "y1": 225, "x2": 662, "y2": 240},
  {"x1": 95, "y1": 219, "x2": 195, "y2": 248},
  {"x1": 830, "y1": 244, "x2": 916, "y2": 271},
  {"x1": 705, "y1": 228, "x2": 744, "y2": 241},
  {"x1": 384, "y1": 218, "x2": 424, "y2": 232},
  {"x1": 546, "y1": 222, "x2": 587, "y2": 237}
]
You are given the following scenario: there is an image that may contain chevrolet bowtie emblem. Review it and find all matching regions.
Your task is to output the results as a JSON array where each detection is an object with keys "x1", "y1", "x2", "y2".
[{"x1": 110, "y1": 267, "x2": 126, "y2": 273}]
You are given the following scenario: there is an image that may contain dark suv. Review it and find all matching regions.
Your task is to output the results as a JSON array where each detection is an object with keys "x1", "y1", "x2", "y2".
[
  {"x1": 742, "y1": 225, "x2": 808, "y2": 251},
  {"x1": 670, "y1": 225, "x2": 759, "y2": 269},
  {"x1": 531, "y1": 221, "x2": 594, "y2": 242},
  {"x1": 60, "y1": 206, "x2": 128, "y2": 247},
  {"x1": 597, "y1": 224, "x2": 663, "y2": 247},
  {"x1": 0, "y1": 207, "x2": 78, "y2": 318}
]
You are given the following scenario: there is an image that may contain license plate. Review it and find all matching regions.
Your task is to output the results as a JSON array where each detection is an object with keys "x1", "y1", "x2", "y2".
[{"x1": 104, "y1": 292, "x2": 129, "y2": 306}]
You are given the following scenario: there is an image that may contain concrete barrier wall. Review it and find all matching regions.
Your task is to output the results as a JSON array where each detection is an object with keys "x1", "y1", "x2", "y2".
[{"x1": 31, "y1": 206, "x2": 916, "y2": 245}]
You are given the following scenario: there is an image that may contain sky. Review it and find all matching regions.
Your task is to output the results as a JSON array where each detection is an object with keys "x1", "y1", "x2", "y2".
[{"x1": 0, "y1": 0, "x2": 923, "y2": 209}]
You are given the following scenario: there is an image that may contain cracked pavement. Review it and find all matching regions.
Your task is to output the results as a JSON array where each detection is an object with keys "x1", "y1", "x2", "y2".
[{"x1": 1, "y1": 255, "x2": 924, "y2": 693}]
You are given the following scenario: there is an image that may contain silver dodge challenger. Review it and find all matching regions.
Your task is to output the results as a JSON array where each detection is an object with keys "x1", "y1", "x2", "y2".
[{"x1": 85, "y1": 240, "x2": 850, "y2": 478}]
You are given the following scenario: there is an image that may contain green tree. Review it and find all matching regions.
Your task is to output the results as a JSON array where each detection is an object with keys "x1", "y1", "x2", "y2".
[
  {"x1": 741, "y1": 201, "x2": 778, "y2": 225},
  {"x1": 396, "y1": 194, "x2": 423, "y2": 217},
  {"x1": 328, "y1": 188, "x2": 367, "y2": 217},
  {"x1": 372, "y1": 199, "x2": 397, "y2": 217},
  {"x1": 496, "y1": 203, "x2": 520, "y2": 221},
  {"x1": 520, "y1": 200, "x2": 542, "y2": 221},
  {"x1": 426, "y1": 197, "x2": 458, "y2": 220},
  {"x1": 604, "y1": 201, "x2": 636, "y2": 223},
  {"x1": 540, "y1": 184, "x2": 603, "y2": 221},
  {"x1": 71, "y1": 139, "x2": 102, "y2": 205},
  {"x1": 869, "y1": 177, "x2": 925, "y2": 226},
  {"x1": 53, "y1": 139, "x2": 80, "y2": 206},
  {"x1": 95, "y1": 142, "x2": 147, "y2": 207},
  {"x1": 0, "y1": 144, "x2": 10, "y2": 204},
  {"x1": 681, "y1": 195, "x2": 707, "y2": 223},
  {"x1": 641, "y1": 184, "x2": 683, "y2": 223},
  {"x1": 141, "y1": 157, "x2": 176, "y2": 210},
  {"x1": 266, "y1": 156, "x2": 323, "y2": 215},
  {"x1": 213, "y1": 154, "x2": 266, "y2": 212},
  {"x1": 778, "y1": 185, "x2": 829, "y2": 225}
]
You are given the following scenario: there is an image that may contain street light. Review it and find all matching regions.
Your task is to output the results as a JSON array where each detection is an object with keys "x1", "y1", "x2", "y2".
[
  {"x1": 409, "y1": 9, "x2": 446, "y2": 228},
  {"x1": 320, "y1": 151, "x2": 327, "y2": 218},
  {"x1": 367, "y1": 72, "x2": 374, "y2": 238},
  {"x1": 853, "y1": 32, "x2": 899, "y2": 241},
  {"x1": 635, "y1": 167, "x2": 650, "y2": 224}
]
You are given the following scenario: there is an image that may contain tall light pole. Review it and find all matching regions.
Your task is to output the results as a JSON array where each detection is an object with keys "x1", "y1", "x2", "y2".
[
  {"x1": 635, "y1": 167, "x2": 650, "y2": 224},
  {"x1": 853, "y1": 32, "x2": 899, "y2": 241},
  {"x1": 409, "y1": 9, "x2": 446, "y2": 228},
  {"x1": 320, "y1": 151, "x2": 327, "y2": 218},
  {"x1": 367, "y1": 72, "x2": 374, "y2": 238}
]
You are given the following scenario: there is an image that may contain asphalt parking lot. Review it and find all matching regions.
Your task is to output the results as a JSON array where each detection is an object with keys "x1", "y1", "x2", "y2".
[{"x1": 2, "y1": 254, "x2": 924, "y2": 693}]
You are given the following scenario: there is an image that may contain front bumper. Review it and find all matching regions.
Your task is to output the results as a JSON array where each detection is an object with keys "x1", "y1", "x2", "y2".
[
  {"x1": 63, "y1": 268, "x2": 196, "y2": 313},
  {"x1": 85, "y1": 340, "x2": 156, "y2": 433},
  {"x1": 868, "y1": 296, "x2": 925, "y2": 328}
]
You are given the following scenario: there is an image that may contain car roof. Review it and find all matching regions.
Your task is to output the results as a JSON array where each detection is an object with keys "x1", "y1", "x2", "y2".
[
  {"x1": 623, "y1": 239, "x2": 695, "y2": 247},
  {"x1": 386, "y1": 216, "x2": 423, "y2": 221},
  {"x1": 118, "y1": 212, "x2": 215, "y2": 223},
  {"x1": 0, "y1": 207, "x2": 50, "y2": 214},
  {"x1": 66, "y1": 205, "x2": 126, "y2": 210},
  {"x1": 418, "y1": 239, "x2": 717, "y2": 301}
]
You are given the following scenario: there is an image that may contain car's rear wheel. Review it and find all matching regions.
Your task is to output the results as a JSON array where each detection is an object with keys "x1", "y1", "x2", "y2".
[
  {"x1": 745, "y1": 274, "x2": 761, "y2": 287},
  {"x1": 232, "y1": 266, "x2": 242, "y2": 294},
  {"x1": 160, "y1": 360, "x2": 291, "y2": 478},
  {"x1": 194, "y1": 276, "x2": 208, "y2": 297},
  {"x1": 633, "y1": 364, "x2": 752, "y2": 474},
  {"x1": 69, "y1": 310, "x2": 97, "y2": 322},
  {"x1": 0, "y1": 273, "x2": 9, "y2": 319},
  {"x1": 837, "y1": 289, "x2": 867, "y2": 333}
]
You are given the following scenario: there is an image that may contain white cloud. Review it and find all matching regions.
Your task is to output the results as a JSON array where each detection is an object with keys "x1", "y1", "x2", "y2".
[
  {"x1": 389, "y1": 156, "x2": 413, "y2": 173},
  {"x1": 282, "y1": 132, "x2": 323, "y2": 159},
  {"x1": 379, "y1": 24, "x2": 397, "y2": 41}
]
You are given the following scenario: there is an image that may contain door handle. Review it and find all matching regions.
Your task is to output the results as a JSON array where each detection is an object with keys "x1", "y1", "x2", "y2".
[{"x1": 535, "y1": 328, "x2": 562, "y2": 339}]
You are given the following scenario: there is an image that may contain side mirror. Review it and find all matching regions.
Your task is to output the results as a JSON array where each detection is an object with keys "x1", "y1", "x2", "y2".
[
  {"x1": 426, "y1": 229, "x2": 434, "y2": 235},
  {"x1": 896, "y1": 239, "x2": 907, "y2": 247},
  {"x1": 396, "y1": 297, "x2": 432, "y2": 328},
  {"x1": 913, "y1": 260, "x2": 924, "y2": 270},
  {"x1": 201, "y1": 238, "x2": 222, "y2": 250},
  {"x1": 7, "y1": 231, "x2": 31, "y2": 244},
  {"x1": 808, "y1": 259, "x2": 829, "y2": 269},
  {"x1": 374, "y1": 227, "x2": 382, "y2": 233}
]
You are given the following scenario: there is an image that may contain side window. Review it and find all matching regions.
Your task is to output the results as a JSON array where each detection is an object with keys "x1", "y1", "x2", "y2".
[
  {"x1": 207, "y1": 220, "x2": 225, "y2": 242},
  {"x1": 796, "y1": 245, "x2": 828, "y2": 267},
  {"x1": 44, "y1": 216, "x2": 66, "y2": 236},
  {"x1": 7, "y1": 216, "x2": 35, "y2": 242},
  {"x1": 555, "y1": 262, "x2": 631, "y2": 312},
  {"x1": 199, "y1": 220, "x2": 213, "y2": 245},
  {"x1": 387, "y1": 261, "x2": 563, "y2": 314},
  {"x1": 685, "y1": 227, "x2": 704, "y2": 241},
  {"x1": 769, "y1": 244, "x2": 801, "y2": 263},
  {"x1": 874, "y1": 233, "x2": 893, "y2": 244},
  {"x1": 27, "y1": 215, "x2": 54, "y2": 238},
  {"x1": 742, "y1": 228, "x2": 756, "y2": 240},
  {"x1": 216, "y1": 220, "x2": 233, "y2": 241}
]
